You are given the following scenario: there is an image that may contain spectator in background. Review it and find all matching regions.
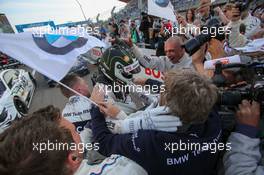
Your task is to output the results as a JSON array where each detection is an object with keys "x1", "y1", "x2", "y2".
[
  {"x1": 119, "y1": 19, "x2": 130, "y2": 40},
  {"x1": 153, "y1": 18, "x2": 162, "y2": 43},
  {"x1": 139, "y1": 12, "x2": 151, "y2": 45},
  {"x1": 232, "y1": 2, "x2": 261, "y2": 36},
  {"x1": 148, "y1": 16, "x2": 155, "y2": 49},
  {"x1": 197, "y1": 0, "x2": 214, "y2": 25},
  {"x1": 163, "y1": 20, "x2": 172, "y2": 34},
  {"x1": 222, "y1": 3, "x2": 233, "y2": 21},
  {"x1": 227, "y1": 3, "x2": 261, "y2": 47},
  {"x1": 252, "y1": 5, "x2": 263, "y2": 21},
  {"x1": 186, "y1": 9, "x2": 195, "y2": 24},
  {"x1": 252, "y1": 5, "x2": 264, "y2": 28},
  {"x1": 155, "y1": 19, "x2": 171, "y2": 57},
  {"x1": 108, "y1": 22, "x2": 119, "y2": 38},
  {"x1": 127, "y1": 17, "x2": 131, "y2": 27},
  {"x1": 214, "y1": 6, "x2": 230, "y2": 26},
  {"x1": 176, "y1": 14, "x2": 199, "y2": 39},
  {"x1": 130, "y1": 20, "x2": 140, "y2": 44},
  {"x1": 197, "y1": 0, "x2": 229, "y2": 26}
]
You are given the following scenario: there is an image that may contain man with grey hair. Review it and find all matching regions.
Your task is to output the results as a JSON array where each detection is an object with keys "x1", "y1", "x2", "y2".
[
  {"x1": 128, "y1": 36, "x2": 193, "y2": 72},
  {"x1": 90, "y1": 69, "x2": 222, "y2": 175}
]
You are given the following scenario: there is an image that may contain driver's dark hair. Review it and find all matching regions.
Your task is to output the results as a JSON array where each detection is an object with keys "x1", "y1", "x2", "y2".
[{"x1": 0, "y1": 105, "x2": 74, "y2": 175}]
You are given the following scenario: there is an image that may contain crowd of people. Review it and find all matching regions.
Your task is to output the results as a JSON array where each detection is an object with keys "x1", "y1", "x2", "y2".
[
  {"x1": 97, "y1": 0, "x2": 263, "y2": 57},
  {"x1": 0, "y1": 0, "x2": 264, "y2": 175}
]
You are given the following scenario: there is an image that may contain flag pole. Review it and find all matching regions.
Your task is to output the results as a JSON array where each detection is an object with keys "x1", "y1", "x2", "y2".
[{"x1": 56, "y1": 80, "x2": 99, "y2": 106}]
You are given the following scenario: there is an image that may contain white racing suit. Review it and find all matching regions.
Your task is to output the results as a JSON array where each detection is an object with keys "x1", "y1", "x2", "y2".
[
  {"x1": 62, "y1": 95, "x2": 153, "y2": 163},
  {"x1": 97, "y1": 82, "x2": 158, "y2": 115},
  {"x1": 62, "y1": 96, "x2": 147, "y2": 174},
  {"x1": 75, "y1": 154, "x2": 147, "y2": 175},
  {"x1": 62, "y1": 96, "x2": 92, "y2": 133},
  {"x1": 62, "y1": 91, "x2": 161, "y2": 134},
  {"x1": 76, "y1": 128, "x2": 147, "y2": 175},
  {"x1": 61, "y1": 89, "x2": 158, "y2": 133},
  {"x1": 61, "y1": 86, "x2": 157, "y2": 133},
  {"x1": 63, "y1": 95, "x2": 150, "y2": 175}
]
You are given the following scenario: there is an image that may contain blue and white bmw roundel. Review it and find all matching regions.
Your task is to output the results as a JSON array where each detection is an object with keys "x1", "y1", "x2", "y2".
[
  {"x1": 154, "y1": 0, "x2": 170, "y2": 7},
  {"x1": 32, "y1": 34, "x2": 88, "y2": 55}
]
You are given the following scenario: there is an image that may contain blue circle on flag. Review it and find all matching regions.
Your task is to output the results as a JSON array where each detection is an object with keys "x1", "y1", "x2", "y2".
[
  {"x1": 32, "y1": 34, "x2": 88, "y2": 55},
  {"x1": 154, "y1": 0, "x2": 170, "y2": 7}
]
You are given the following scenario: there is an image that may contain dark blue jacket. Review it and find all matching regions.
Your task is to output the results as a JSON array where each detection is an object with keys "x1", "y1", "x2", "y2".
[{"x1": 90, "y1": 106, "x2": 222, "y2": 175}]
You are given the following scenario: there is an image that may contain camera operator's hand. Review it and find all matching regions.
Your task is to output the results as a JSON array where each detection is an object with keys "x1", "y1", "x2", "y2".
[
  {"x1": 192, "y1": 43, "x2": 207, "y2": 75},
  {"x1": 192, "y1": 43, "x2": 218, "y2": 78},
  {"x1": 231, "y1": 6, "x2": 241, "y2": 22},
  {"x1": 208, "y1": 38, "x2": 226, "y2": 60},
  {"x1": 192, "y1": 43, "x2": 207, "y2": 65},
  {"x1": 192, "y1": 43, "x2": 214, "y2": 77},
  {"x1": 236, "y1": 100, "x2": 260, "y2": 128}
]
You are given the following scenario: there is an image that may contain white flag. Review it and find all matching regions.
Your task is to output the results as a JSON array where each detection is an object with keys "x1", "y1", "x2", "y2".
[
  {"x1": 0, "y1": 32, "x2": 105, "y2": 81},
  {"x1": 148, "y1": 0, "x2": 176, "y2": 22}
]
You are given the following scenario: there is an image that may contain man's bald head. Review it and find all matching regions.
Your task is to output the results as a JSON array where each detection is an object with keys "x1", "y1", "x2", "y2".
[
  {"x1": 165, "y1": 36, "x2": 184, "y2": 47},
  {"x1": 164, "y1": 36, "x2": 185, "y2": 64}
]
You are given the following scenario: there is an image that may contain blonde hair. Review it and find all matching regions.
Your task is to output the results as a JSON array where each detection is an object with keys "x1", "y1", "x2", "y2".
[{"x1": 163, "y1": 69, "x2": 218, "y2": 124}]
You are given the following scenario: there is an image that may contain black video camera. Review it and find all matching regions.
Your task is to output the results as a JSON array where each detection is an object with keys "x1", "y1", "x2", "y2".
[
  {"x1": 213, "y1": 58, "x2": 264, "y2": 111},
  {"x1": 183, "y1": 18, "x2": 225, "y2": 56}
]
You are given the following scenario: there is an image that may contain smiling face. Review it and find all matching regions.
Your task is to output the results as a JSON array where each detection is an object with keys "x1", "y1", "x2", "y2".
[{"x1": 164, "y1": 37, "x2": 185, "y2": 64}]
